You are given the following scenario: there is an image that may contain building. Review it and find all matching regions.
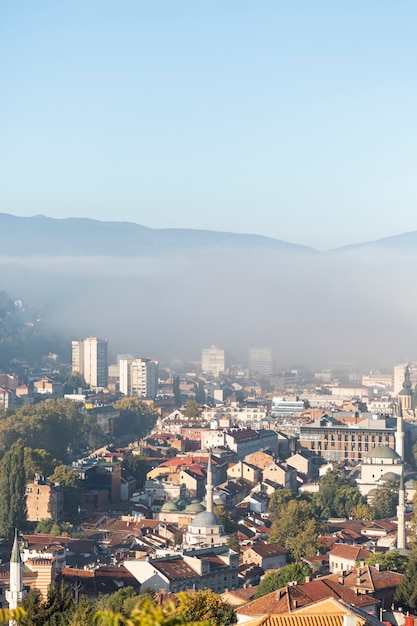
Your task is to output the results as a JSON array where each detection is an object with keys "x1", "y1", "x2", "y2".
[
  {"x1": 26, "y1": 477, "x2": 64, "y2": 522},
  {"x1": 119, "y1": 357, "x2": 158, "y2": 398},
  {"x1": 249, "y1": 348, "x2": 273, "y2": 376},
  {"x1": 72, "y1": 337, "x2": 108, "y2": 388},
  {"x1": 299, "y1": 415, "x2": 396, "y2": 463},
  {"x1": 5, "y1": 531, "x2": 25, "y2": 622},
  {"x1": 201, "y1": 345, "x2": 225, "y2": 377},
  {"x1": 241, "y1": 543, "x2": 287, "y2": 571}
]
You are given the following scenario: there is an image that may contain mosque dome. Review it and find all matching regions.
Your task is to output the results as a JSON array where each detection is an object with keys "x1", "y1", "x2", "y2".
[
  {"x1": 366, "y1": 446, "x2": 400, "y2": 461},
  {"x1": 185, "y1": 502, "x2": 205, "y2": 513},
  {"x1": 161, "y1": 501, "x2": 178, "y2": 512},
  {"x1": 191, "y1": 511, "x2": 221, "y2": 528},
  {"x1": 380, "y1": 472, "x2": 399, "y2": 482}
]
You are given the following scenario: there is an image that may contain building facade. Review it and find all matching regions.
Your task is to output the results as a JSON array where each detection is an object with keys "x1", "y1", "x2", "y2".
[{"x1": 72, "y1": 337, "x2": 108, "y2": 388}]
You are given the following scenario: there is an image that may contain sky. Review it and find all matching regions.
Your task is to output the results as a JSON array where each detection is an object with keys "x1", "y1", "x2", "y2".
[{"x1": 1, "y1": 1, "x2": 417, "y2": 251}]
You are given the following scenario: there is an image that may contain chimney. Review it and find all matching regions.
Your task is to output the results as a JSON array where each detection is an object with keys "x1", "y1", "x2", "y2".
[
  {"x1": 405, "y1": 617, "x2": 414, "y2": 626},
  {"x1": 343, "y1": 615, "x2": 356, "y2": 626}
]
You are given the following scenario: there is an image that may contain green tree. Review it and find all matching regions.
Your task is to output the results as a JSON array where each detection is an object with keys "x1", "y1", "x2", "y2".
[
  {"x1": 365, "y1": 550, "x2": 409, "y2": 573},
  {"x1": 183, "y1": 400, "x2": 201, "y2": 419},
  {"x1": 64, "y1": 372, "x2": 88, "y2": 394},
  {"x1": 50, "y1": 465, "x2": 83, "y2": 521},
  {"x1": 350, "y1": 502, "x2": 374, "y2": 520},
  {"x1": 21, "y1": 583, "x2": 75, "y2": 626},
  {"x1": 268, "y1": 489, "x2": 294, "y2": 515},
  {"x1": 95, "y1": 587, "x2": 141, "y2": 617},
  {"x1": 317, "y1": 467, "x2": 360, "y2": 517},
  {"x1": 114, "y1": 398, "x2": 158, "y2": 439},
  {"x1": 177, "y1": 590, "x2": 236, "y2": 626},
  {"x1": 254, "y1": 562, "x2": 311, "y2": 599},
  {"x1": 372, "y1": 479, "x2": 399, "y2": 519},
  {"x1": 395, "y1": 555, "x2": 417, "y2": 611},
  {"x1": 213, "y1": 505, "x2": 238, "y2": 534},
  {"x1": 123, "y1": 452, "x2": 147, "y2": 489},
  {"x1": 0, "y1": 438, "x2": 27, "y2": 538},
  {"x1": 173, "y1": 377, "x2": 181, "y2": 409},
  {"x1": 95, "y1": 595, "x2": 209, "y2": 626},
  {"x1": 24, "y1": 447, "x2": 59, "y2": 482},
  {"x1": 227, "y1": 532, "x2": 240, "y2": 555},
  {"x1": 269, "y1": 499, "x2": 319, "y2": 560}
]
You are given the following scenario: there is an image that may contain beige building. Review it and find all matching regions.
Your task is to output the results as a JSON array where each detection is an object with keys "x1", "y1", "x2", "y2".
[
  {"x1": 242, "y1": 543, "x2": 287, "y2": 570},
  {"x1": 72, "y1": 337, "x2": 108, "y2": 388},
  {"x1": 227, "y1": 461, "x2": 261, "y2": 485},
  {"x1": 201, "y1": 345, "x2": 225, "y2": 377},
  {"x1": 26, "y1": 477, "x2": 64, "y2": 522}
]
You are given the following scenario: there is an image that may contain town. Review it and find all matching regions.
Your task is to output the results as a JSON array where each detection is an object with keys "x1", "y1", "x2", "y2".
[{"x1": 0, "y1": 307, "x2": 416, "y2": 626}]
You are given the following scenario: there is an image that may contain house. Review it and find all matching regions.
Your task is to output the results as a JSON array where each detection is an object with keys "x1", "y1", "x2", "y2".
[
  {"x1": 329, "y1": 544, "x2": 372, "y2": 574},
  {"x1": 330, "y1": 565, "x2": 403, "y2": 612},
  {"x1": 262, "y1": 461, "x2": 297, "y2": 491},
  {"x1": 227, "y1": 461, "x2": 262, "y2": 485},
  {"x1": 241, "y1": 543, "x2": 287, "y2": 571}
]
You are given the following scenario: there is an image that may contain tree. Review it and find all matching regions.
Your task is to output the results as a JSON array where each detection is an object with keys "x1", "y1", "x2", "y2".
[
  {"x1": 365, "y1": 550, "x2": 409, "y2": 574},
  {"x1": 227, "y1": 532, "x2": 240, "y2": 555},
  {"x1": 95, "y1": 595, "x2": 210, "y2": 626},
  {"x1": 173, "y1": 377, "x2": 181, "y2": 409},
  {"x1": 269, "y1": 499, "x2": 319, "y2": 560},
  {"x1": 24, "y1": 447, "x2": 59, "y2": 482},
  {"x1": 64, "y1": 372, "x2": 88, "y2": 394},
  {"x1": 114, "y1": 398, "x2": 158, "y2": 439},
  {"x1": 21, "y1": 583, "x2": 75, "y2": 626},
  {"x1": 123, "y1": 452, "x2": 147, "y2": 489},
  {"x1": 350, "y1": 502, "x2": 374, "y2": 520},
  {"x1": 183, "y1": 400, "x2": 201, "y2": 419},
  {"x1": 177, "y1": 590, "x2": 236, "y2": 626},
  {"x1": 254, "y1": 562, "x2": 311, "y2": 599},
  {"x1": 372, "y1": 479, "x2": 399, "y2": 519},
  {"x1": 317, "y1": 467, "x2": 361, "y2": 518},
  {"x1": 395, "y1": 554, "x2": 417, "y2": 611},
  {"x1": 213, "y1": 505, "x2": 238, "y2": 534},
  {"x1": 268, "y1": 489, "x2": 294, "y2": 515},
  {"x1": 95, "y1": 587, "x2": 141, "y2": 617},
  {"x1": 50, "y1": 465, "x2": 83, "y2": 521},
  {"x1": 0, "y1": 438, "x2": 27, "y2": 538}
]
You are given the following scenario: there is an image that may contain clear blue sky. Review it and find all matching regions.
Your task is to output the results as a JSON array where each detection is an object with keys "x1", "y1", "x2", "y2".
[{"x1": 1, "y1": 1, "x2": 417, "y2": 250}]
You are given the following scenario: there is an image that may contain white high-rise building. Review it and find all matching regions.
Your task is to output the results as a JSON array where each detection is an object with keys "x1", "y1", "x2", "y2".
[
  {"x1": 119, "y1": 357, "x2": 158, "y2": 399},
  {"x1": 201, "y1": 345, "x2": 225, "y2": 377},
  {"x1": 72, "y1": 337, "x2": 108, "y2": 388},
  {"x1": 249, "y1": 347, "x2": 273, "y2": 376}
]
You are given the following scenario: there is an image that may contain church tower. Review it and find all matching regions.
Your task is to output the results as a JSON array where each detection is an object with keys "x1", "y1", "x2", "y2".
[
  {"x1": 5, "y1": 530, "x2": 25, "y2": 625},
  {"x1": 395, "y1": 366, "x2": 413, "y2": 460}
]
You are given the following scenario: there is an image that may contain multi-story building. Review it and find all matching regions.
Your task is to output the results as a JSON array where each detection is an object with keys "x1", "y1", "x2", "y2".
[
  {"x1": 72, "y1": 337, "x2": 108, "y2": 388},
  {"x1": 248, "y1": 348, "x2": 273, "y2": 376},
  {"x1": 119, "y1": 357, "x2": 158, "y2": 398},
  {"x1": 299, "y1": 415, "x2": 396, "y2": 463},
  {"x1": 201, "y1": 345, "x2": 225, "y2": 377},
  {"x1": 26, "y1": 476, "x2": 64, "y2": 522}
]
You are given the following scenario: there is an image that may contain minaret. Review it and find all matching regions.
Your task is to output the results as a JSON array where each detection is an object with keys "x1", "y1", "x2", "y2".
[
  {"x1": 5, "y1": 530, "x2": 25, "y2": 625},
  {"x1": 206, "y1": 448, "x2": 213, "y2": 514},
  {"x1": 397, "y1": 472, "x2": 406, "y2": 551},
  {"x1": 395, "y1": 399, "x2": 405, "y2": 461}
]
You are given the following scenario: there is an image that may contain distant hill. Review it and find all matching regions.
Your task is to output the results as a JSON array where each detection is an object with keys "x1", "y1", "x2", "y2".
[
  {"x1": 0, "y1": 213, "x2": 317, "y2": 257},
  {"x1": 330, "y1": 230, "x2": 417, "y2": 254}
]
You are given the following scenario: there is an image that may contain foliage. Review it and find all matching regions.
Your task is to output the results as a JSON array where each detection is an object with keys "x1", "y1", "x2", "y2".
[
  {"x1": 0, "y1": 438, "x2": 27, "y2": 538},
  {"x1": 254, "y1": 562, "x2": 312, "y2": 598},
  {"x1": 316, "y1": 467, "x2": 363, "y2": 518},
  {"x1": 365, "y1": 550, "x2": 409, "y2": 573},
  {"x1": 95, "y1": 595, "x2": 209, "y2": 626},
  {"x1": 0, "y1": 400, "x2": 88, "y2": 462},
  {"x1": 350, "y1": 503, "x2": 374, "y2": 520},
  {"x1": 64, "y1": 372, "x2": 88, "y2": 394},
  {"x1": 372, "y1": 479, "x2": 399, "y2": 519},
  {"x1": 34, "y1": 518, "x2": 73, "y2": 536},
  {"x1": 95, "y1": 587, "x2": 141, "y2": 617},
  {"x1": 268, "y1": 489, "x2": 294, "y2": 515},
  {"x1": 114, "y1": 398, "x2": 158, "y2": 439},
  {"x1": 213, "y1": 505, "x2": 238, "y2": 534},
  {"x1": 50, "y1": 465, "x2": 83, "y2": 521},
  {"x1": 0, "y1": 607, "x2": 26, "y2": 624},
  {"x1": 173, "y1": 377, "x2": 181, "y2": 409},
  {"x1": 269, "y1": 499, "x2": 319, "y2": 560},
  {"x1": 227, "y1": 532, "x2": 240, "y2": 555},
  {"x1": 21, "y1": 583, "x2": 74, "y2": 626},
  {"x1": 395, "y1": 555, "x2": 417, "y2": 611},
  {"x1": 177, "y1": 589, "x2": 236, "y2": 626},
  {"x1": 24, "y1": 447, "x2": 59, "y2": 482},
  {"x1": 183, "y1": 400, "x2": 201, "y2": 419},
  {"x1": 123, "y1": 452, "x2": 147, "y2": 489}
]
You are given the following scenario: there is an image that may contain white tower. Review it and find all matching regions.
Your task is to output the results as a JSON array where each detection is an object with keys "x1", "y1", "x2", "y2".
[
  {"x1": 5, "y1": 530, "x2": 25, "y2": 625},
  {"x1": 397, "y1": 472, "x2": 406, "y2": 551},
  {"x1": 206, "y1": 448, "x2": 214, "y2": 514}
]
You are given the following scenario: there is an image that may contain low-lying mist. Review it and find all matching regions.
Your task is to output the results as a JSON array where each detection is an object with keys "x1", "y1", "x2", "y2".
[{"x1": 1, "y1": 245, "x2": 416, "y2": 370}]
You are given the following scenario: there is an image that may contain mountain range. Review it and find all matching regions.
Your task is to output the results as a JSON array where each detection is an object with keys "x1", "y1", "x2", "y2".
[{"x1": 1, "y1": 212, "x2": 417, "y2": 369}]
